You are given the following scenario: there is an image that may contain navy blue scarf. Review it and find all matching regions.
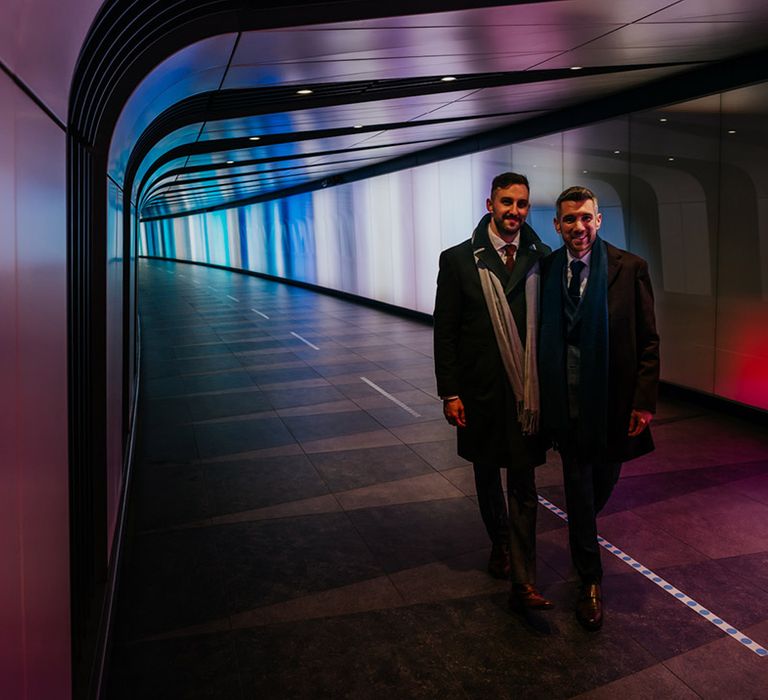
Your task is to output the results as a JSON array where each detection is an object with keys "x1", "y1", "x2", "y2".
[{"x1": 539, "y1": 238, "x2": 609, "y2": 458}]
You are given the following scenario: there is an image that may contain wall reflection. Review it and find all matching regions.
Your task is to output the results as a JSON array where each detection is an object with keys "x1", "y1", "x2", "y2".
[{"x1": 142, "y1": 83, "x2": 768, "y2": 411}]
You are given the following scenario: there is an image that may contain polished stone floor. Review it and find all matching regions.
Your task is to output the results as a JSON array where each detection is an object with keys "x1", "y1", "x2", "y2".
[{"x1": 106, "y1": 259, "x2": 768, "y2": 699}]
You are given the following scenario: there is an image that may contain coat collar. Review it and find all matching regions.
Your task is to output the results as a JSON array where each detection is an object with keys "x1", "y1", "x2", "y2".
[{"x1": 471, "y1": 214, "x2": 546, "y2": 293}]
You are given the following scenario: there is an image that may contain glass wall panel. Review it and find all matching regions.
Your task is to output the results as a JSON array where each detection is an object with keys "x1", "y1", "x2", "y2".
[
  {"x1": 719, "y1": 84, "x2": 768, "y2": 410},
  {"x1": 563, "y1": 118, "x2": 630, "y2": 250},
  {"x1": 630, "y1": 96, "x2": 721, "y2": 394},
  {"x1": 512, "y1": 133, "x2": 562, "y2": 250}
]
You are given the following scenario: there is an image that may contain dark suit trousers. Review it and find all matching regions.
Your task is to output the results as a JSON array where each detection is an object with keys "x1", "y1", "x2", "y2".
[
  {"x1": 473, "y1": 464, "x2": 538, "y2": 585},
  {"x1": 560, "y1": 453, "x2": 621, "y2": 583}
]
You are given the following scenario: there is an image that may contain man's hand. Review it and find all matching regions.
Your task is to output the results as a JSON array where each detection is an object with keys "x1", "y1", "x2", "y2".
[
  {"x1": 443, "y1": 397, "x2": 466, "y2": 428},
  {"x1": 628, "y1": 409, "x2": 653, "y2": 437}
]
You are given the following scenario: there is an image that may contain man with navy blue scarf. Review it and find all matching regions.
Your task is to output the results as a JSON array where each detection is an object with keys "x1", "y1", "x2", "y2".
[{"x1": 539, "y1": 186, "x2": 660, "y2": 630}]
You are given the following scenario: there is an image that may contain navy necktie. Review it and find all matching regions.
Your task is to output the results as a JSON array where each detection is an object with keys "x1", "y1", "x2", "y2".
[{"x1": 568, "y1": 260, "x2": 586, "y2": 305}]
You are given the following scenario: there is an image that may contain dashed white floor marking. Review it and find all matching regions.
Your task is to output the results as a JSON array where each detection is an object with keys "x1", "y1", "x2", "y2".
[
  {"x1": 290, "y1": 332, "x2": 319, "y2": 350},
  {"x1": 360, "y1": 376, "x2": 420, "y2": 417},
  {"x1": 537, "y1": 494, "x2": 768, "y2": 657}
]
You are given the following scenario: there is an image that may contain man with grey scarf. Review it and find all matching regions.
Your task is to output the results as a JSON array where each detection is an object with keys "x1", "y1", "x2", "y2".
[{"x1": 434, "y1": 172, "x2": 553, "y2": 612}]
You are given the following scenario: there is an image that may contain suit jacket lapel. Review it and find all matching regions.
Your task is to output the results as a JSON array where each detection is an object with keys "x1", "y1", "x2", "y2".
[{"x1": 606, "y1": 242, "x2": 621, "y2": 289}]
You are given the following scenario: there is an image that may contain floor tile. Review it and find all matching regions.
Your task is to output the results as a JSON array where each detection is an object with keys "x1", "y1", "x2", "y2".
[
  {"x1": 388, "y1": 419, "x2": 456, "y2": 444},
  {"x1": 229, "y1": 576, "x2": 404, "y2": 629},
  {"x1": 632, "y1": 484, "x2": 768, "y2": 558},
  {"x1": 204, "y1": 454, "x2": 329, "y2": 515},
  {"x1": 213, "y1": 512, "x2": 387, "y2": 611},
  {"x1": 308, "y1": 443, "x2": 434, "y2": 491},
  {"x1": 208, "y1": 495, "x2": 341, "y2": 526},
  {"x1": 409, "y1": 439, "x2": 470, "y2": 470},
  {"x1": 298, "y1": 429, "x2": 403, "y2": 454},
  {"x1": 134, "y1": 464, "x2": 209, "y2": 531},
  {"x1": 107, "y1": 633, "x2": 243, "y2": 700},
  {"x1": 347, "y1": 498, "x2": 489, "y2": 573},
  {"x1": 569, "y1": 662, "x2": 699, "y2": 699},
  {"x1": 188, "y1": 389, "x2": 272, "y2": 421},
  {"x1": 232, "y1": 607, "x2": 450, "y2": 700},
  {"x1": 282, "y1": 407, "x2": 384, "y2": 439},
  {"x1": 663, "y1": 618, "x2": 768, "y2": 699},
  {"x1": 194, "y1": 417, "x2": 296, "y2": 458},
  {"x1": 261, "y1": 384, "x2": 346, "y2": 409},
  {"x1": 182, "y1": 370, "x2": 255, "y2": 394},
  {"x1": 336, "y1": 472, "x2": 463, "y2": 511}
]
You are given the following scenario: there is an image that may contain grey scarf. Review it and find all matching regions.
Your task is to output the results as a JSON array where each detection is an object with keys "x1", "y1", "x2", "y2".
[{"x1": 474, "y1": 249, "x2": 541, "y2": 434}]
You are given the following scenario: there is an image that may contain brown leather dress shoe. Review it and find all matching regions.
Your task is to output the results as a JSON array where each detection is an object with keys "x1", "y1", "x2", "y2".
[
  {"x1": 509, "y1": 583, "x2": 555, "y2": 610},
  {"x1": 575, "y1": 582, "x2": 603, "y2": 631},
  {"x1": 487, "y1": 543, "x2": 511, "y2": 580}
]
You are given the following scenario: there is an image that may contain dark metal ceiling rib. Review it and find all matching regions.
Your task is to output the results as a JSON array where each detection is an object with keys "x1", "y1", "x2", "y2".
[
  {"x1": 145, "y1": 153, "x2": 398, "y2": 198},
  {"x1": 128, "y1": 61, "x2": 690, "y2": 189},
  {"x1": 135, "y1": 106, "x2": 547, "y2": 203},
  {"x1": 139, "y1": 46, "x2": 768, "y2": 222},
  {"x1": 142, "y1": 138, "x2": 446, "y2": 201}
]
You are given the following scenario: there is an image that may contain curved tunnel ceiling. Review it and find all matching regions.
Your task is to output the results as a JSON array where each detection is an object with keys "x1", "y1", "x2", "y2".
[{"x1": 106, "y1": 1, "x2": 768, "y2": 221}]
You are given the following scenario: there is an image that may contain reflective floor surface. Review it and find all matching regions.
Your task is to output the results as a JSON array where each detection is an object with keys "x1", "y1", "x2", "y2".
[{"x1": 106, "y1": 259, "x2": 768, "y2": 699}]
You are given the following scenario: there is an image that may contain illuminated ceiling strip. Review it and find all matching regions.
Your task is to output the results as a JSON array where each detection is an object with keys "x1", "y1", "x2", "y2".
[
  {"x1": 226, "y1": 295, "x2": 239, "y2": 302},
  {"x1": 359, "y1": 376, "x2": 420, "y2": 417},
  {"x1": 251, "y1": 308, "x2": 270, "y2": 319},
  {"x1": 537, "y1": 495, "x2": 768, "y2": 657}
]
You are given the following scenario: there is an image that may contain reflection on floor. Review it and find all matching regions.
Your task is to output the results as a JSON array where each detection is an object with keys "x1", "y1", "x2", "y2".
[{"x1": 107, "y1": 259, "x2": 768, "y2": 698}]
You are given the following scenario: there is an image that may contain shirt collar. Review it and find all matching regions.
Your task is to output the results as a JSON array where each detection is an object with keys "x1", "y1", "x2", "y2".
[
  {"x1": 488, "y1": 225, "x2": 520, "y2": 253},
  {"x1": 566, "y1": 248, "x2": 592, "y2": 268}
]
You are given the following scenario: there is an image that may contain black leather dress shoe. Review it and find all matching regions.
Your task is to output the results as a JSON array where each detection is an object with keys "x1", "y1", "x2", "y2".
[
  {"x1": 575, "y1": 582, "x2": 603, "y2": 631},
  {"x1": 487, "y1": 543, "x2": 511, "y2": 579},
  {"x1": 509, "y1": 583, "x2": 555, "y2": 611}
]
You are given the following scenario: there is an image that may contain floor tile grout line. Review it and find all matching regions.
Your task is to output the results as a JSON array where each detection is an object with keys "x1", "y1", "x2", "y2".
[{"x1": 537, "y1": 494, "x2": 768, "y2": 657}]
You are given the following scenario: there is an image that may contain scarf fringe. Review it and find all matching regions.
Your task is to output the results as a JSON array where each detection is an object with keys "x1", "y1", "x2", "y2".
[{"x1": 518, "y1": 403, "x2": 539, "y2": 436}]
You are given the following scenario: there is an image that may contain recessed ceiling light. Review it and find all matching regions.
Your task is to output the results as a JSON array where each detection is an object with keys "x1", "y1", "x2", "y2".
[
  {"x1": 570, "y1": 66, "x2": 583, "y2": 71},
  {"x1": 249, "y1": 136, "x2": 261, "y2": 141},
  {"x1": 353, "y1": 124, "x2": 363, "y2": 129},
  {"x1": 441, "y1": 76, "x2": 457, "y2": 82},
  {"x1": 226, "y1": 160, "x2": 234, "y2": 164},
  {"x1": 582, "y1": 170, "x2": 588, "y2": 174},
  {"x1": 297, "y1": 89, "x2": 313, "y2": 95},
  {"x1": 659, "y1": 117, "x2": 668, "y2": 122},
  {"x1": 727, "y1": 129, "x2": 736, "y2": 134},
  {"x1": 613, "y1": 150, "x2": 621, "y2": 154},
  {"x1": 667, "y1": 157, "x2": 675, "y2": 161}
]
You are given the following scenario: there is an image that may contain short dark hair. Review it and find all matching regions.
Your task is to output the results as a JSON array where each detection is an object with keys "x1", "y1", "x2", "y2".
[
  {"x1": 556, "y1": 186, "x2": 598, "y2": 215},
  {"x1": 490, "y1": 172, "x2": 529, "y2": 197}
]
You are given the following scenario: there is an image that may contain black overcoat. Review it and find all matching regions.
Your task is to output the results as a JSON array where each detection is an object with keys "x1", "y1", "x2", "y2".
[{"x1": 433, "y1": 214, "x2": 550, "y2": 467}]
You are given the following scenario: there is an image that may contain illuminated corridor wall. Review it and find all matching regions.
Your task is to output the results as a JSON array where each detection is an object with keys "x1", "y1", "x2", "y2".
[{"x1": 142, "y1": 83, "x2": 768, "y2": 412}]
